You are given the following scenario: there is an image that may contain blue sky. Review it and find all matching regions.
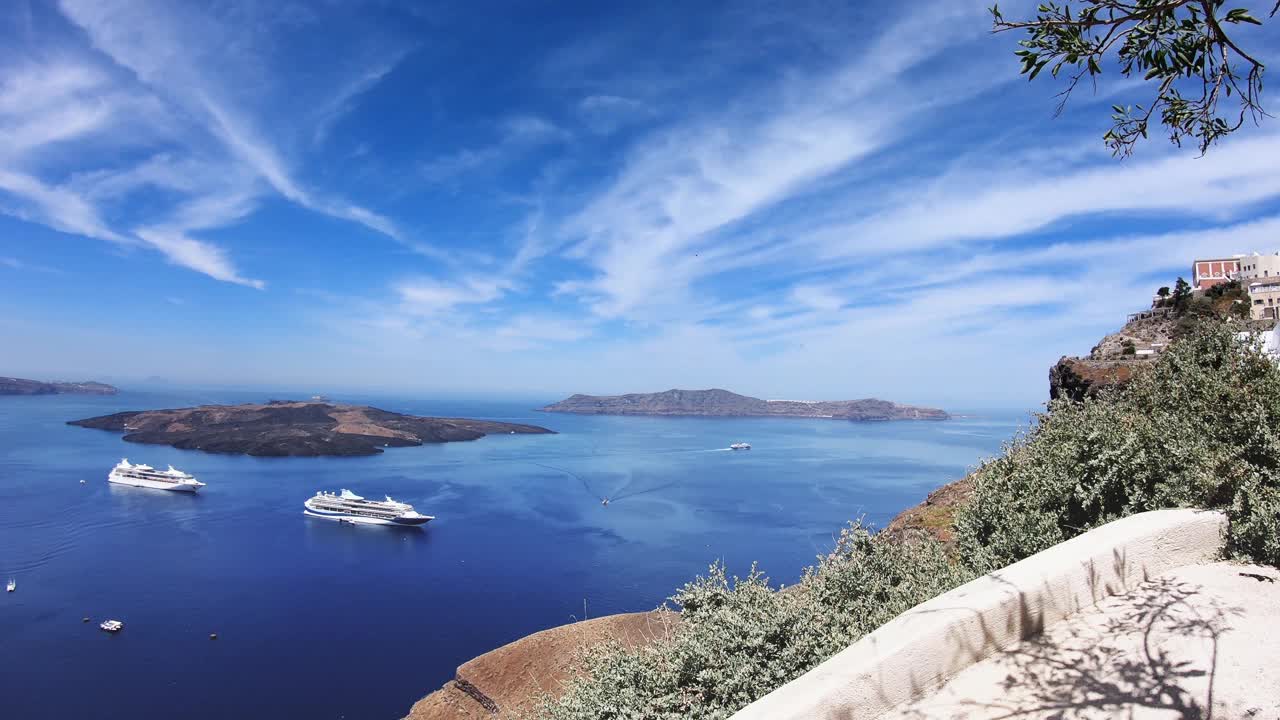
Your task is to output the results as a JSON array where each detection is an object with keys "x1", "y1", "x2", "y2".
[{"x1": 2, "y1": 0, "x2": 1279, "y2": 408}]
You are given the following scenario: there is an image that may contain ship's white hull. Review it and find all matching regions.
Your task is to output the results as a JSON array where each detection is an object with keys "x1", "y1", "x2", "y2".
[
  {"x1": 303, "y1": 510, "x2": 401, "y2": 525},
  {"x1": 302, "y1": 503, "x2": 432, "y2": 526},
  {"x1": 108, "y1": 472, "x2": 203, "y2": 492}
]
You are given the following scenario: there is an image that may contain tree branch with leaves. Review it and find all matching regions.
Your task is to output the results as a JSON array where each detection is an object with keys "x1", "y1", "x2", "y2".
[{"x1": 990, "y1": 0, "x2": 1274, "y2": 156}]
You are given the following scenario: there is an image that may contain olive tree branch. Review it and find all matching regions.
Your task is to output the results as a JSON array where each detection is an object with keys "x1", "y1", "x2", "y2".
[{"x1": 990, "y1": 0, "x2": 1271, "y2": 156}]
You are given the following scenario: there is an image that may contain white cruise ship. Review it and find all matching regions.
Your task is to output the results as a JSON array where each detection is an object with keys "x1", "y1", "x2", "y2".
[
  {"x1": 303, "y1": 490, "x2": 433, "y2": 526},
  {"x1": 108, "y1": 458, "x2": 206, "y2": 492}
]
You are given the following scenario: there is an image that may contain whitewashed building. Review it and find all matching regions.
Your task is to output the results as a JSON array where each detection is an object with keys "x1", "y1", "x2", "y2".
[
  {"x1": 1247, "y1": 279, "x2": 1280, "y2": 320},
  {"x1": 1239, "y1": 328, "x2": 1280, "y2": 360},
  {"x1": 1239, "y1": 251, "x2": 1280, "y2": 281}
]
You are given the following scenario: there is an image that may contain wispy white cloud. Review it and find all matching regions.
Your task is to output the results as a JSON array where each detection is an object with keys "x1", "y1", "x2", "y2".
[
  {"x1": 556, "y1": 3, "x2": 996, "y2": 319},
  {"x1": 490, "y1": 315, "x2": 591, "y2": 350},
  {"x1": 421, "y1": 115, "x2": 568, "y2": 183},
  {"x1": 313, "y1": 49, "x2": 413, "y2": 145},
  {"x1": 0, "y1": 168, "x2": 128, "y2": 244},
  {"x1": 223, "y1": 0, "x2": 1280, "y2": 404},
  {"x1": 0, "y1": 255, "x2": 63, "y2": 274},
  {"x1": 804, "y1": 132, "x2": 1280, "y2": 262},
  {"x1": 577, "y1": 94, "x2": 651, "y2": 134},
  {"x1": 396, "y1": 276, "x2": 511, "y2": 316},
  {"x1": 3, "y1": 0, "x2": 414, "y2": 283},
  {"x1": 134, "y1": 227, "x2": 264, "y2": 289},
  {"x1": 788, "y1": 285, "x2": 845, "y2": 313},
  {"x1": 8, "y1": 0, "x2": 1280, "y2": 404}
]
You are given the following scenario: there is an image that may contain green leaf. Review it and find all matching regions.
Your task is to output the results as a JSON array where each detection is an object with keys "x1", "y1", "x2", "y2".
[{"x1": 1225, "y1": 8, "x2": 1263, "y2": 24}]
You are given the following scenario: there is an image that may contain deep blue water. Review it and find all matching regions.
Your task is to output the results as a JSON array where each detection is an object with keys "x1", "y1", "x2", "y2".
[{"x1": 0, "y1": 389, "x2": 1028, "y2": 719}]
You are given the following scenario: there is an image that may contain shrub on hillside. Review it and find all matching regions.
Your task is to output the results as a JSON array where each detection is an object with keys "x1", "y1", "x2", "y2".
[
  {"x1": 531, "y1": 525, "x2": 970, "y2": 720},
  {"x1": 957, "y1": 320, "x2": 1280, "y2": 570}
]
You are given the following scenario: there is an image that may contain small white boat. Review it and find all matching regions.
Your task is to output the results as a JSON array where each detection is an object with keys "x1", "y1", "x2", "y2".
[
  {"x1": 5, "y1": 577, "x2": 14, "y2": 592},
  {"x1": 100, "y1": 619, "x2": 124, "y2": 633},
  {"x1": 729, "y1": 442, "x2": 752, "y2": 450}
]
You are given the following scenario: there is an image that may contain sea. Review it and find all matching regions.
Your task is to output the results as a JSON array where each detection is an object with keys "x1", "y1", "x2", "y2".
[{"x1": 0, "y1": 389, "x2": 1030, "y2": 719}]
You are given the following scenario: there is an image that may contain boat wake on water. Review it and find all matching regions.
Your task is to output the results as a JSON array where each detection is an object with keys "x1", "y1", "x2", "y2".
[
  {"x1": 531, "y1": 462, "x2": 604, "y2": 502},
  {"x1": 531, "y1": 461, "x2": 682, "y2": 506},
  {"x1": 609, "y1": 481, "x2": 680, "y2": 502}
]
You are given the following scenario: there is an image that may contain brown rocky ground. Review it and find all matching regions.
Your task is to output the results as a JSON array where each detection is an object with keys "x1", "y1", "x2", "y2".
[
  {"x1": 1048, "y1": 357, "x2": 1139, "y2": 401},
  {"x1": 880, "y1": 475, "x2": 975, "y2": 548},
  {"x1": 1051, "y1": 302, "x2": 1272, "y2": 401},
  {"x1": 403, "y1": 610, "x2": 679, "y2": 720},
  {"x1": 1088, "y1": 311, "x2": 1177, "y2": 359}
]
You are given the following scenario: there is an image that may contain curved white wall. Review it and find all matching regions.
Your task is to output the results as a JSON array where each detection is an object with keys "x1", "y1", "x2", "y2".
[{"x1": 730, "y1": 508, "x2": 1228, "y2": 720}]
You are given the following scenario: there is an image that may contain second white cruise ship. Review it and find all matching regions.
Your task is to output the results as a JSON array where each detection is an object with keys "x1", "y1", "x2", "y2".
[
  {"x1": 108, "y1": 458, "x2": 206, "y2": 492},
  {"x1": 303, "y1": 490, "x2": 434, "y2": 526}
]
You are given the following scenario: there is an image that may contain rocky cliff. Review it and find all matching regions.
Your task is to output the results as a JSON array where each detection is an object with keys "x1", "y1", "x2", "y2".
[
  {"x1": 69, "y1": 401, "x2": 553, "y2": 456},
  {"x1": 1048, "y1": 357, "x2": 1139, "y2": 402},
  {"x1": 1048, "y1": 291, "x2": 1273, "y2": 401},
  {"x1": 403, "y1": 611, "x2": 679, "y2": 720},
  {"x1": 0, "y1": 376, "x2": 117, "y2": 395},
  {"x1": 542, "y1": 388, "x2": 948, "y2": 421},
  {"x1": 1047, "y1": 310, "x2": 1180, "y2": 401}
]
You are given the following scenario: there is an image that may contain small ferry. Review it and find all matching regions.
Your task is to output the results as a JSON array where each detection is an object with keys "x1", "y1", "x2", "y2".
[
  {"x1": 729, "y1": 442, "x2": 752, "y2": 450},
  {"x1": 303, "y1": 490, "x2": 433, "y2": 526},
  {"x1": 108, "y1": 459, "x2": 206, "y2": 492}
]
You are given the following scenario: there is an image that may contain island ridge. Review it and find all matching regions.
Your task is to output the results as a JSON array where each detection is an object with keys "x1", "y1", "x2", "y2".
[
  {"x1": 69, "y1": 400, "x2": 554, "y2": 457},
  {"x1": 541, "y1": 388, "x2": 947, "y2": 421},
  {"x1": 1, "y1": 376, "x2": 118, "y2": 395}
]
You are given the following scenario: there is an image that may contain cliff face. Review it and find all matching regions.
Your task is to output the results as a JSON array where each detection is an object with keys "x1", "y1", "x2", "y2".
[
  {"x1": 403, "y1": 611, "x2": 679, "y2": 720},
  {"x1": 880, "y1": 475, "x2": 975, "y2": 548},
  {"x1": 68, "y1": 401, "x2": 553, "y2": 456},
  {"x1": 1048, "y1": 302, "x2": 1274, "y2": 401},
  {"x1": 0, "y1": 376, "x2": 117, "y2": 395},
  {"x1": 542, "y1": 388, "x2": 948, "y2": 421},
  {"x1": 1048, "y1": 357, "x2": 1137, "y2": 402},
  {"x1": 1047, "y1": 312, "x2": 1175, "y2": 401}
]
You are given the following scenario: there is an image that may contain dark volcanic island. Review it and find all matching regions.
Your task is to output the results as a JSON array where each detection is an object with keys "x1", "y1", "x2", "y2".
[
  {"x1": 541, "y1": 388, "x2": 948, "y2": 421},
  {"x1": 68, "y1": 401, "x2": 554, "y2": 457}
]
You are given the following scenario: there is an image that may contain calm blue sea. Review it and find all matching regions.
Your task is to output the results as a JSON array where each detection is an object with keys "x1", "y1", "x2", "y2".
[{"x1": 0, "y1": 389, "x2": 1029, "y2": 719}]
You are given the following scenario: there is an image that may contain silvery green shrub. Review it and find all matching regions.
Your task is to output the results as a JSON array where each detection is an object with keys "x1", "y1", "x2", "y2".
[
  {"x1": 958, "y1": 319, "x2": 1280, "y2": 571},
  {"x1": 531, "y1": 525, "x2": 969, "y2": 719}
]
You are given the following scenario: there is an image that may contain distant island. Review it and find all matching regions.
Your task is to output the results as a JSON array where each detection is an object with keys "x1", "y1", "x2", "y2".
[
  {"x1": 69, "y1": 400, "x2": 554, "y2": 457},
  {"x1": 540, "y1": 388, "x2": 948, "y2": 421},
  {"x1": 1, "y1": 376, "x2": 118, "y2": 396}
]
